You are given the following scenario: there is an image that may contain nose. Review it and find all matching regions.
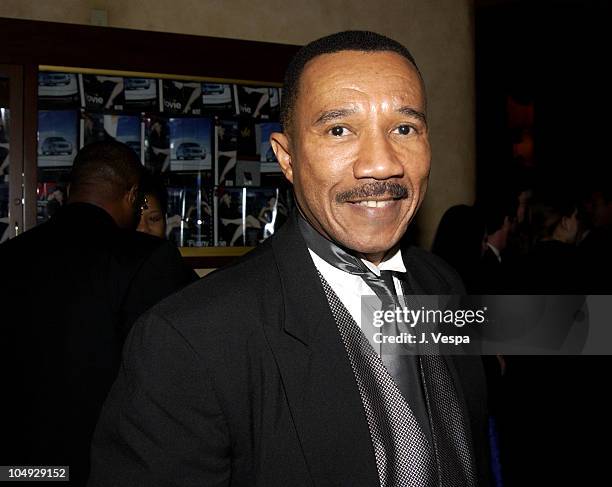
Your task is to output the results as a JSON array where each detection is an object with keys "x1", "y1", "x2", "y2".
[
  {"x1": 353, "y1": 128, "x2": 404, "y2": 180},
  {"x1": 136, "y1": 218, "x2": 148, "y2": 234}
]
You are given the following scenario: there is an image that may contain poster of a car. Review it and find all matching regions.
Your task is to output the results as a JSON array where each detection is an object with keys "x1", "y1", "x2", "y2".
[
  {"x1": 124, "y1": 77, "x2": 158, "y2": 111},
  {"x1": 113, "y1": 115, "x2": 142, "y2": 158},
  {"x1": 38, "y1": 110, "x2": 78, "y2": 167},
  {"x1": 202, "y1": 83, "x2": 234, "y2": 115},
  {"x1": 162, "y1": 80, "x2": 203, "y2": 115},
  {"x1": 82, "y1": 75, "x2": 125, "y2": 111},
  {"x1": 169, "y1": 117, "x2": 212, "y2": 171},
  {"x1": 38, "y1": 72, "x2": 80, "y2": 109}
]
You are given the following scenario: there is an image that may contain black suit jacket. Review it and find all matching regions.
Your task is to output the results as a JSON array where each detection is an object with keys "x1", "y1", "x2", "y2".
[
  {"x1": 0, "y1": 203, "x2": 197, "y2": 484},
  {"x1": 476, "y1": 247, "x2": 507, "y2": 294},
  {"x1": 579, "y1": 225, "x2": 612, "y2": 293},
  {"x1": 89, "y1": 214, "x2": 490, "y2": 486}
]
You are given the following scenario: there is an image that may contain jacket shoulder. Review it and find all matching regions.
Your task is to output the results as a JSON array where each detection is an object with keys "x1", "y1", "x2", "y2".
[{"x1": 148, "y1": 241, "x2": 278, "y2": 331}]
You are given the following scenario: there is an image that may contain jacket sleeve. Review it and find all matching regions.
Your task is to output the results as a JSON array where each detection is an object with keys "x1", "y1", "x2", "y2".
[
  {"x1": 88, "y1": 310, "x2": 231, "y2": 487},
  {"x1": 120, "y1": 241, "x2": 199, "y2": 340}
]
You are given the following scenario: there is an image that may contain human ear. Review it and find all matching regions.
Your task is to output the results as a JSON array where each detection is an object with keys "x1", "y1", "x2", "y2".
[
  {"x1": 127, "y1": 184, "x2": 139, "y2": 206},
  {"x1": 270, "y1": 132, "x2": 293, "y2": 184},
  {"x1": 560, "y1": 214, "x2": 574, "y2": 233}
]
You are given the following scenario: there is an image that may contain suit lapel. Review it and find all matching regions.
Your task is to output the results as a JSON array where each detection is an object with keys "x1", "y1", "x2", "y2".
[{"x1": 265, "y1": 215, "x2": 380, "y2": 485}]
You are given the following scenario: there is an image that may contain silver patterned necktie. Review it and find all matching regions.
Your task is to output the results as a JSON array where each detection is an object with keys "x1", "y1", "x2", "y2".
[{"x1": 378, "y1": 272, "x2": 479, "y2": 487}]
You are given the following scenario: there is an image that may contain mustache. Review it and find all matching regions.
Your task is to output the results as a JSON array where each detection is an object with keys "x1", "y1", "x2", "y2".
[{"x1": 335, "y1": 182, "x2": 410, "y2": 203}]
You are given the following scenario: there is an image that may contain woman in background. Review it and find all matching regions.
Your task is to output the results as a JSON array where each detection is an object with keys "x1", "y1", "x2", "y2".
[
  {"x1": 137, "y1": 171, "x2": 167, "y2": 239},
  {"x1": 518, "y1": 191, "x2": 583, "y2": 292}
]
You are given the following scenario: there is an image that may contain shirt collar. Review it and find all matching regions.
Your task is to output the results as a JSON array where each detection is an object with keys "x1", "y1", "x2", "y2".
[
  {"x1": 361, "y1": 247, "x2": 406, "y2": 277},
  {"x1": 487, "y1": 242, "x2": 502, "y2": 262}
]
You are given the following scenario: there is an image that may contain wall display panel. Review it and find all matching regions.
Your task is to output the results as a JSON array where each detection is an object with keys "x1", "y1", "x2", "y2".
[
  {"x1": 36, "y1": 66, "x2": 292, "y2": 251},
  {"x1": 259, "y1": 122, "x2": 281, "y2": 163},
  {"x1": 166, "y1": 170, "x2": 214, "y2": 247},
  {"x1": 37, "y1": 110, "x2": 78, "y2": 167},
  {"x1": 161, "y1": 79, "x2": 203, "y2": 116},
  {"x1": 237, "y1": 119, "x2": 258, "y2": 159},
  {"x1": 216, "y1": 187, "x2": 288, "y2": 247},
  {"x1": 236, "y1": 120, "x2": 281, "y2": 162},
  {"x1": 0, "y1": 91, "x2": 9, "y2": 243},
  {"x1": 202, "y1": 83, "x2": 235, "y2": 116},
  {"x1": 169, "y1": 117, "x2": 213, "y2": 171},
  {"x1": 0, "y1": 17, "x2": 300, "y2": 262},
  {"x1": 215, "y1": 118, "x2": 238, "y2": 186},
  {"x1": 0, "y1": 63, "x2": 27, "y2": 242},
  {"x1": 82, "y1": 112, "x2": 142, "y2": 158},
  {"x1": 144, "y1": 115, "x2": 170, "y2": 173},
  {"x1": 37, "y1": 72, "x2": 80, "y2": 109},
  {"x1": 234, "y1": 160, "x2": 260, "y2": 187},
  {"x1": 81, "y1": 75, "x2": 125, "y2": 111},
  {"x1": 234, "y1": 85, "x2": 280, "y2": 120},
  {"x1": 124, "y1": 77, "x2": 158, "y2": 111}
]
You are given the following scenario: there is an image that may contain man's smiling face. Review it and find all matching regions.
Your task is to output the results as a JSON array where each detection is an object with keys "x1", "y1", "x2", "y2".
[{"x1": 272, "y1": 50, "x2": 431, "y2": 262}]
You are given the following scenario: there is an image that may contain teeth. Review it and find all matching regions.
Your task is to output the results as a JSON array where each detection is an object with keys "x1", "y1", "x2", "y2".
[{"x1": 356, "y1": 200, "x2": 393, "y2": 208}]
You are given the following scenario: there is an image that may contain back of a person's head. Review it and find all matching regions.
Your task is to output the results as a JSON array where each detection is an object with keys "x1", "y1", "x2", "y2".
[
  {"x1": 432, "y1": 204, "x2": 485, "y2": 273},
  {"x1": 530, "y1": 190, "x2": 577, "y2": 242},
  {"x1": 479, "y1": 191, "x2": 519, "y2": 236},
  {"x1": 69, "y1": 140, "x2": 143, "y2": 201}
]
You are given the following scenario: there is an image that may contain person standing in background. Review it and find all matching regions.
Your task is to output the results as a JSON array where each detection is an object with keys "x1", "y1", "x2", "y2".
[
  {"x1": 0, "y1": 140, "x2": 197, "y2": 485},
  {"x1": 431, "y1": 204, "x2": 488, "y2": 293},
  {"x1": 136, "y1": 171, "x2": 168, "y2": 239},
  {"x1": 478, "y1": 193, "x2": 517, "y2": 292}
]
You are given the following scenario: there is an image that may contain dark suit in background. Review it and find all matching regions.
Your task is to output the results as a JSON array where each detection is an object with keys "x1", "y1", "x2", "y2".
[
  {"x1": 579, "y1": 225, "x2": 612, "y2": 294},
  {"x1": 499, "y1": 239, "x2": 607, "y2": 485},
  {"x1": 89, "y1": 214, "x2": 490, "y2": 486},
  {"x1": 478, "y1": 246, "x2": 508, "y2": 294},
  {"x1": 0, "y1": 202, "x2": 197, "y2": 484}
]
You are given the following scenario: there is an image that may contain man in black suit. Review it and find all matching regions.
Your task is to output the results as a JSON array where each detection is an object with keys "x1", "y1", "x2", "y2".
[
  {"x1": 478, "y1": 193, "x2": 517, "y2": 293},
  {"x1": 90, "y1": 32, "x2": 490, "y2": 486},
  {"x1": 0, "y1": 141, "x2": 196, "y2": 484}
]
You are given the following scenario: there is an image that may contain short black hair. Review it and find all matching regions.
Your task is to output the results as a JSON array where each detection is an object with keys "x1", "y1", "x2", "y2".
[
  {"x1": 432, "y1": 204, "x2": 486, "y2": 273},
  {"x1": 478, "y1": 192, "x2": 519, "y2": 236},
  {"x1": 530, "y1": 191, "x2": 578, "y2": 241},
  {"x1": 70, "y1": 140, "x2": 143, "y2": 199},
  {"x1": 281, "y1": 30, "x2": 421, "y2": 131}
]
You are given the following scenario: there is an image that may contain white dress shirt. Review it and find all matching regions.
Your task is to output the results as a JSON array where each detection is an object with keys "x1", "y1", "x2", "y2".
[
  {"x1": 487, "y1": 242, "x2": 502, "y2": 263},
  {"x1": 308, "y1": 247, "x2": 407, "y2": 330}
]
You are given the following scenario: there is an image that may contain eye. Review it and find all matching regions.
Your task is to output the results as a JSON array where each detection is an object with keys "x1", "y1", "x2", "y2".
[
  {"x1": 393, "y1": 124, "x2": 415, "y2": 136},
  {"x1": 149, "y1": 213, "x2": 163, "y2": 224},
  {"x1": 329, "y1": 126, "x2": 349, "y2": 137}
]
